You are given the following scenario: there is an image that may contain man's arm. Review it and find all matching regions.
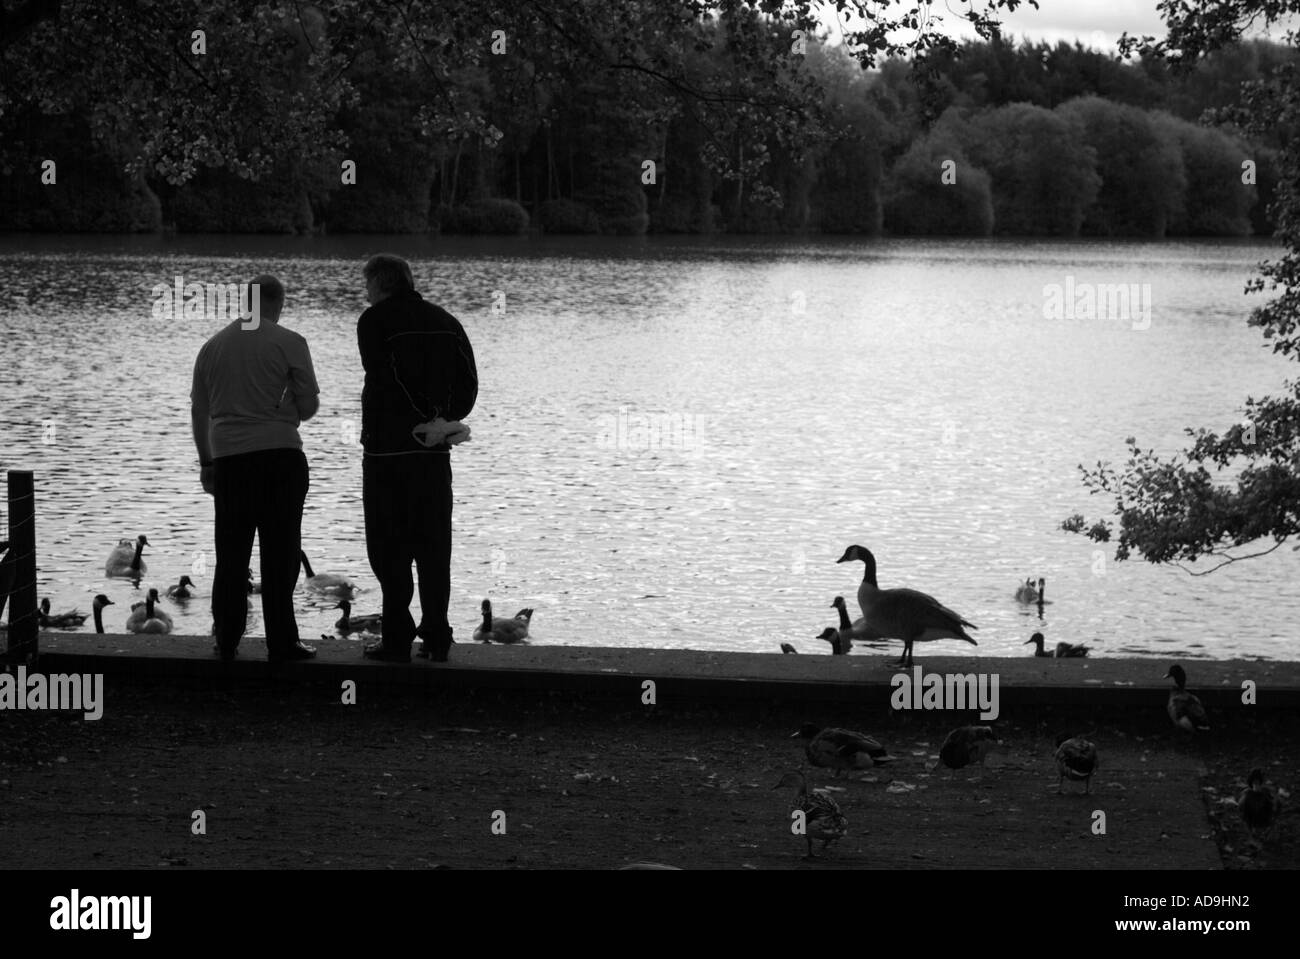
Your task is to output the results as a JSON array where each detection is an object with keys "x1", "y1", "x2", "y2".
[
  {"x1": 190, "y1": 357, "x2": 216, "y2": 495},
  {"x1": 295, "y1": 393, "x2": 320, "y2": 421}
]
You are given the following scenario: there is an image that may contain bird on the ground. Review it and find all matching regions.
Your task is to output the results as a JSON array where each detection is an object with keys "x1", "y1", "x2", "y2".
[
  {"x1": 772, "y1": 770, "x2": 848, "y2": 859},
  {"x1": 1053, "y1": 734, "x2": 1098, "y2": 794},
  {"x1": 1239, "y1": 768, "x2": 1279, "y2": 840},
  {"x1": 125, "y1": 588, "x2": 173, "y2": 634},
  {"x1": 88, "y1": 594, "x2": 114, "y2": 633},
  {"x1": 335, "y1": 599, "x2": 382, "y2": 633},
  {"x1": 299, "y1": 550, "x2": 359, "y2": 600},
  {"x1": 1164, "y1": 664, "x2": 1210, "y2": 733},
  {"x1": 166, "y1": 575, "x2": 195, "y2": 599},
  {"x1": 472, "y1": 599, "x2": 530, "y2": 643},
  {"x1": 38, "y1": 598, "x2": 88, "y2": 628},
  {"x1": 105, "y1": 535, "x2": 148, "y2": 579},
  {"x1": 939, "y1": 726, "x2": 999, "y2": 778},
  {"x1": 792, "y1": 723, "x2": 895, "y2": 777},
  {"x1": 1025, "y1": 631, "x2": 1090, "y2": 658},
  {"x1": 836, "y1": 545, "x2": 977, "y2": 667}
]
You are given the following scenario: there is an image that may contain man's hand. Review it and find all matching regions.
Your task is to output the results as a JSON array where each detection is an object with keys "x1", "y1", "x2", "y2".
[
  {"x1": 412, "y1": 417, "x2": 471, "y2": 448},
  {"x1": 200, "y1": 465, "x2": 216, "y2": 495}
]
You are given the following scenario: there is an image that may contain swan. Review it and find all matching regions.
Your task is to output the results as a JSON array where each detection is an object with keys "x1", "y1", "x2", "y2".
[
  {"x1": 472, "y1": 599, "x2": 529, "y2": 643},
  {"x1": 299, "y1": 550, "x2": 359, "y2": 600},
  {"x1": 105, "y1": 535, "x2": 148, "y2": 578},
  {"x1": 836, "y1": 545, "x2": 977, "y2": 667},
  {"x1": 125, "y1": 588, "x2": 173, "y2": 634}
]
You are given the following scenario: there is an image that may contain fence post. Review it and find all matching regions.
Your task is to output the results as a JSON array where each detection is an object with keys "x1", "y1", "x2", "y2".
[{"x1": 5, "y1": 471, "x2": 38, "y2": 660}]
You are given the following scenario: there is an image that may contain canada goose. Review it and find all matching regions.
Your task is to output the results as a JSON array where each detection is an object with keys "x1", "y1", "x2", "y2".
[
  {"x1": 830, "y1": 595, "x2": 886, "y2": 644},
  {"x1": 39, "y1": 598, "x2": 88, "y2": 629},
  {"x1": 1053, "y1": 734, "x2": 1098, "y2": 794},
  {"x1": 792, "y1": 723, "x2": 894, "y2": 776},
  {"x1": 335, "y1": 600, "x2": 382, "y2": 633},
  {"x1": 815, "y1": 627, "x2": 851, "y2": 656},
  {"x1": 166, "y1": 575, "x2": 195, "y2": 599},
  {"x1": 780, "y1": 642, "x2": 799, "y2": 654},
  {"x1": 939, "y1": 726, "x2": 999, "y2": 778},
  {"x1": 836, "y1": 545, "x2": 977, "y2": 667},
  {"x1": 1036, "y1": 577, "x2": 1052, "y2": 605},
  {"x1": 472, "y1": 599, "x2": 530, "y2": 643},
  {"x1": 773, "y1": 770, "x2": 848, "y2": 858},
  {"x1": 1024, "y1": 632, "x2": 1090, "y2": 658},
  {"x1": 105, "y1": 535, "x2": 148, "y2": 578},
  {"x1": 125, "y1": 588, "x2": 173, "y2": 634},
  {"x1": 1239, "y1": 768, "x2": 1279, "y2": 840},
  {"x1": 1014, "y1": 577, "x2": 1038, "y2": 603},
  {"x1": 91, "y1": 594, "x2": 114, "y2": 633},
  {"x1": 299, "y1": 550, "x2": 359, "y2": 600},
  {"x1": 1164, "y1": 664, "x2": 1210, "y2": 733}
]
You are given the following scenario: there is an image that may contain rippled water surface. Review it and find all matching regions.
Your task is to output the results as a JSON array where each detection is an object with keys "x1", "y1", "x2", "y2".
[{"x1": 0, "y1": 234, "x2": 1294, "y2": 660}]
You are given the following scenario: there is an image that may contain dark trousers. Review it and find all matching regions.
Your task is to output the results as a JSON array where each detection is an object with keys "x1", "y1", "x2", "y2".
[
  {"x1": 363, "y1": 453, "x2": 453, "y2": 653},
  {"x1": 213, "y1": 448, "x2": 309, "y2": 653}
]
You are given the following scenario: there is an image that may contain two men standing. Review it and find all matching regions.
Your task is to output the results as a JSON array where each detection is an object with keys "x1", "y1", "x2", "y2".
[{"x1": 190, "y1": 257, "x2": 476, "y2": 662}]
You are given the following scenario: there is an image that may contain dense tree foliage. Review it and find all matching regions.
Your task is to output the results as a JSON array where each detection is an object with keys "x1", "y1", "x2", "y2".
[{"x1": 0, "y1": 1, "x2": 1292, "y2": 236}]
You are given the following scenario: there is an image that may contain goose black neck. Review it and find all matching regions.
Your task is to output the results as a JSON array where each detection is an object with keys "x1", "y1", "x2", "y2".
[
  {"x1": 860, "y1": 558, "x2": 878, "y2": 588},
  {"x1": 131, "y1": 540, "x2": 145, "y2": 569},
  {"x1": 835, "y1": 602, "x2": 852, "y2": 631},
  {"x1": 93, "y1": 606, "x2": 105, "y2": 633},
  {"x1": 482, "y1": 604, "x2": 493, "y2": 630},
  {"x1": 145, "y1": 595, "x2": 155, "y2": 618}
]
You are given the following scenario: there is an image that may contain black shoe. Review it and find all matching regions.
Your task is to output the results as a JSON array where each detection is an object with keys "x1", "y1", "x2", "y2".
[
  {"x1": 268, "y1": 640, "x2": 316, "y2": 663},
  {"x1": 363, "y1": 641, "x2": 410, "y2": 663},
  {"x1": 213, "y1": 642, "x2": 238, "y2": 662},
  {"x1": 416, "y1": 640, "x2": 450, "y2": 662}
]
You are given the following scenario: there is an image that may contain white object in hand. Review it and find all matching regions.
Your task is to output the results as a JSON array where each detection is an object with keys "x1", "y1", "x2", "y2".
[{"x1": 412, "y1": 418, "x2": 471, "y2": 447}]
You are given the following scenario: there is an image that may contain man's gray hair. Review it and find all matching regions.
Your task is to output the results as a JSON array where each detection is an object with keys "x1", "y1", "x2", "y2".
[{"x1": 364, "y1": 254, "x2": 415, "y2": 296}]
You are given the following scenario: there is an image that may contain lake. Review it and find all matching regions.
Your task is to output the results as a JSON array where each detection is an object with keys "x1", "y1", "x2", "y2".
[{"x1": 0, "y1": 234, "x2": 1294, "y2": 661}]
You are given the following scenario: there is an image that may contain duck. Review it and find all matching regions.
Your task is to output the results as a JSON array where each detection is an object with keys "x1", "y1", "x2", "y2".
[
  {"x1": 815, "y1": 627, "x2": 851, "y2": 656},
  {"x1": 1014, "y1": 577, "x2": 1038, "y2": 603},
  {"x1": 472, "y1": 599, "x2": 530, "y2": 643},
  {"x1": 836, "y1": 545, "x2": 977, "y2": 667},
  {"x1": 90, "y1": 594, "x2": 114, "y2": 633},
  {"x1": 105, "y1": 534, "x2": 148, "y2": 578},
  {"x1": 1024, "y1": 631, "x2": 1090, "y2": 658},
  {"x1": 792, "y1": 723, "x2": 894, "y2": 776},
  {"x1": 166, "y1": 575, "x2": 196, "y2": 599},
  {"x1": 125, "y1": 588, "x2": 173, "y2": 634},
  {"x1": 939, "y1": 725, "x2": 999, "y2": 778},
  {"x1": 1164, "y1": 664, "x2": 1210, "y2": 733},
  {"x1": 39, "y1": 597, "x2": 88, "y2": 629},
  {"x1": 1239, "y1": 768, "x2": 1279, "y2": 839},
  {"x1": 1053, "y1": 734, "x2": 1098, "y2": 794},
  {"x1": 772, "y1": 770, "x2": 848, "y2": 859},
  {"x1": 299, "y1": 550, "x2": 359, "y2": 600},
  {"x1": 335, "y1": 600, "x2": 382, "y2": 634},
  {"x1": 780, "y1": 643, "x2": 799, "y2": 654}
]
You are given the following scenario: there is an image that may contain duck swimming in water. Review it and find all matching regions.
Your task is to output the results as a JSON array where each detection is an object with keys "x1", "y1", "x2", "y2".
[{"x1": 1025, "y1": 631, "x2": 1089, "y2": 658}]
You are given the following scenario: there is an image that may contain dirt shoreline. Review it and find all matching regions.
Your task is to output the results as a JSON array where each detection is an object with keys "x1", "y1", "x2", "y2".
[{"x1": 0, "y1": 676, "x2": 1293, "y2": 870}]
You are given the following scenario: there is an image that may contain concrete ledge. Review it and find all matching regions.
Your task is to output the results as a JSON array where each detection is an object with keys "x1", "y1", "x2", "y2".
[{"x1": 14, "y1": 632, "x2": 1299, "y2": 709}]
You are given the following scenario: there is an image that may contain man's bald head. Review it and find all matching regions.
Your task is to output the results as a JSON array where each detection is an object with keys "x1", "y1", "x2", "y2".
[{"x1": 247, "y1": 274, "x2": 285, "y2": 323}]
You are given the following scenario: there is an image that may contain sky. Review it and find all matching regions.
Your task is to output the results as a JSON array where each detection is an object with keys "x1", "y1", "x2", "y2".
[{"x1": 819, "y1": 0, "x2": 1297, "y2": 53}]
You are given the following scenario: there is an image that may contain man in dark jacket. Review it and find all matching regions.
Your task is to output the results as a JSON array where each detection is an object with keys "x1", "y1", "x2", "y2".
[{"x1": 357, "y1": 254, "x2": 478, "y2": 662}]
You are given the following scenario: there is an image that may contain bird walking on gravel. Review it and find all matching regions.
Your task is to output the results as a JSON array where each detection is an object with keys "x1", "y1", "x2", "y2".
[
  {"x1": 773, "y1": 770, "x2": 848, "y2": 859},
  {"x1": 1164, "y1": 664, "x2": 1210, "y2": 733},
  {"x1": 1239, "y1": 768, "x2": 1279, "y2": 841},
  {"x1": 939, "y1": 726, "x2": 999, "y2": 780},
  {"x1": 792, "y1": 723, "x2": 894, "y2": 777},
  {"x1": 1053, "y1": 734, "x2": 1098, "y2": 794}
]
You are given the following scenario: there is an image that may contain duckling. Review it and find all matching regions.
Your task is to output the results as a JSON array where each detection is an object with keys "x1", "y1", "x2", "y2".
[
  {"x1": 1053, "y1": 734, "x2": 1098, "y2": 794},
  {"x1": 299, "y1": 550, "x2": 359, "y2": 600},
  {"x1": 1164, "y1": 664, "x2": 1210, "y2": 733},
  {"x1": 837, "y1": 545, "x2": 977, "y2": 667},
  {"x1": 105, "y1": 534, "x2": 148, "y2": 579},
  {"x1": 472, "y1": 599, "x2": 530, "y2": 643},
  {"x1": 1014, "y1": 576, "x2": 1038, "y2": 603},
  {"x1": 792, "y1": 723, "x2": 894, "y2": 776},
  {"x1": 125, "y1": 588, "x2": 173, "y2": 634},
  {"x1": 335, "y1": 600, "x2": 382, "y2": 634},
  {"x1": 772, "y1": 770, "x2": 848, "y2": 859},
  {"x1": 780, "y1": 643, "x2": 799, "y2": 654},
  {"x1": 815, "y1": 627, "x2": 851, "y2": 656},
  {"x1": 939, "y1": 725, "x2": 999, "y2": 778},
  {"x1": 166, "y1": 575, "x2": 195, "y2": 599},
  {"x1": 1239, "y1": 768, "x2": 1279, "y2": 840},
  {"x1": 86, "y1": 594, "x2": 114, "y2": 633},
  {"x1": 1024, "y1": 631, "x2": 1090, "y2": 658},
  {"x1": 39, "y1": 597, "x2": 88, "y2": 629}
]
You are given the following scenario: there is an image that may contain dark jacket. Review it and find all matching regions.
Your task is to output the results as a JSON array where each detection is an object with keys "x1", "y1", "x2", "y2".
[{"x1": 358, "y1": 290, "x2": 478, "y2": 454}]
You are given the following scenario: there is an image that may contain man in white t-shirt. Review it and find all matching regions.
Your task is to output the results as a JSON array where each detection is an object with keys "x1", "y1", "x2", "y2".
[{"x1": 191, "y1": 274, "x2": 320, "y2": 662}]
